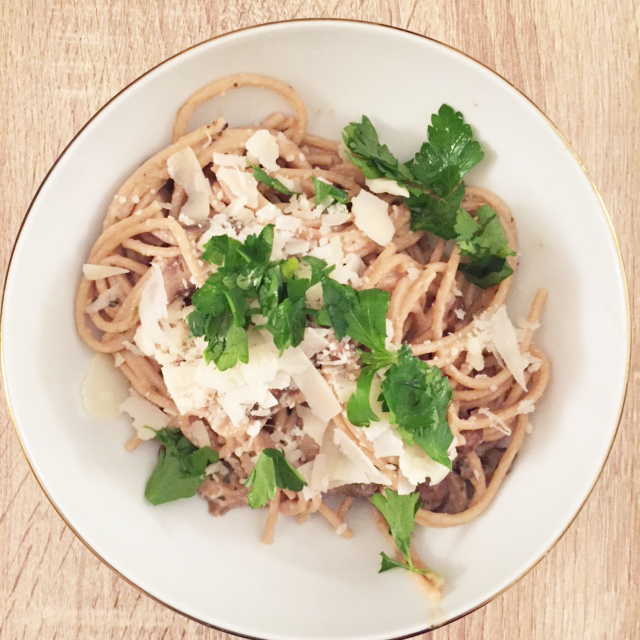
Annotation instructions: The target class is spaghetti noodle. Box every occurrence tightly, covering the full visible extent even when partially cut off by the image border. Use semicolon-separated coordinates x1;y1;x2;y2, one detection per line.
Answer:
76;74;549;598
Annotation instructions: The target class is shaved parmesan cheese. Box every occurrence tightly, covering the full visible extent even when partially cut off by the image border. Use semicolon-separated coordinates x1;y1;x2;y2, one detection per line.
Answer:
167;147;212;222
302;423;392;494
185;419;211;448
362;419;405;458
465;306;529;389
220;196;250;221
308;236;363;286
256;202;281;223
399;443;450;487
135;263;169;353
384;318;397;352
216;166;260;209
81;353;130;418
517;399;536;415
213;152;247;169
279;347;342;421
297;460;322;500
184;337;293;427
487;306;528;390
299;327;331;358
285;194;318;220
219;384;275;426
283;237;311;256
82;264;129;280
245;129;280;171
162;361;212;414
120;389;170;440
297;406;329;445
396;473;417;495
277;175;298;193
305;282;323;310
322;204;351;226
365;177;410;197
477;407;512;435
351;190;395;245
331;428;392;486
87;283;121;312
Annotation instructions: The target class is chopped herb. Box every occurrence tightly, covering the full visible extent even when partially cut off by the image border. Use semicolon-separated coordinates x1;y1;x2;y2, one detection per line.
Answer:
381;344;453;469
245;448;307;509
346;366;380;427
189;226;274;370
341;108;514;288
189;227;332;367
144;428;218;505
454;205;516;288
264;296;308;353
251;165;295;195
321;278;390;354
406;182;465;241
408;104;484;197
342;116;413;183
312;176;349;205
371;489;430;575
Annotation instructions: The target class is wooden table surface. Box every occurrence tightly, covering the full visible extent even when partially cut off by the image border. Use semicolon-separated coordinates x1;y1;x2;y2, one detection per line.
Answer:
1;2;638;639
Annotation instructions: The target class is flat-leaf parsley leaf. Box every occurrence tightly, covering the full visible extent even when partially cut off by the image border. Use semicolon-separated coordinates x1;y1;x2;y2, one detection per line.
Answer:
144;428;218;505
380;344;453;469
245;448;307;509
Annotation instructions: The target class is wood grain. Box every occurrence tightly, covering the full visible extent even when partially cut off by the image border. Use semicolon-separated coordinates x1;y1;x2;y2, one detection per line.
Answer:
1;1;638;639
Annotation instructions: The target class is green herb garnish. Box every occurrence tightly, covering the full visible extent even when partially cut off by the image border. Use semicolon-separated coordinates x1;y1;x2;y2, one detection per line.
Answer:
454;205;515;287
371;489;435;576
342;107;514;288
342;116;413;183
346;366;380;427
189;226;333;366
251;165;295;195
312;176;349;205
381;344;453;469
144;428;218;505
321;278;390;353
245;448;307;509
407;104;484;197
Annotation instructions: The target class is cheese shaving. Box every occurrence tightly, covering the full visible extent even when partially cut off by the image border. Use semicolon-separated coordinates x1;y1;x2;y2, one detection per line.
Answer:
166;146;212;222
82;264;129;280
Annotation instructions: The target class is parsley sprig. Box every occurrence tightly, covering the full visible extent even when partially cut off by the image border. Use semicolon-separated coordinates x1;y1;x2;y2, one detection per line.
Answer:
144;428;218;505
189;225;454;470
371;489;439;577
245;448;307;509
188;226;333;369
342;107;516;287
251;165;296;195
312;176;349;205
321;280;453;469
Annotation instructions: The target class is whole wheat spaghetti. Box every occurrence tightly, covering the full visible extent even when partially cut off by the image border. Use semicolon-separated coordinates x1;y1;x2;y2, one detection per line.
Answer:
76;74;549;599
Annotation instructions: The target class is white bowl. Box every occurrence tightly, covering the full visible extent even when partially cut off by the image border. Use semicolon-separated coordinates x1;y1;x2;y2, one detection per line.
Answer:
1;19;629;640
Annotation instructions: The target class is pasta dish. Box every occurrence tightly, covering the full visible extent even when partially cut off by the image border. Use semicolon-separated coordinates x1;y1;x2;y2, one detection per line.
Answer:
76;73;550;598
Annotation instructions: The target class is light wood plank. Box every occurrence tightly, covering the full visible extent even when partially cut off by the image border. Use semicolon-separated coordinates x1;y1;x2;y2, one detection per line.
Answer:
1;1;637;639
